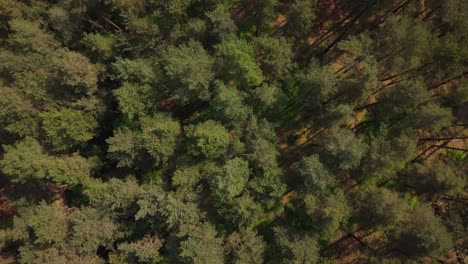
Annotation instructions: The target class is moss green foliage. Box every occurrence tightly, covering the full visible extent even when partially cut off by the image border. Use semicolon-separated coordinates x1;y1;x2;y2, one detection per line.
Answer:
212;157;250;201
162;40;214;104
215;38;264;87
186;120;230;159
107;112;181;167
0;1;465;263
40;108;98;151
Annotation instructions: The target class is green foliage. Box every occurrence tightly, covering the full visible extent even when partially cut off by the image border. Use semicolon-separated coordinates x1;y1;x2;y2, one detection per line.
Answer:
206;4;237;41
106;128;140;168
284;0;316;40
8;19;60;54
408;102;453;133
0;86;39;140
171;165;202;197
223;193;266;228
0;137;96;185
114;82;155;119
111;57;157;84
442;0;468;35
68;207;121;253
338;33;374;57
51;50;99;95
226;229;266;264
359;187;411;230
298;155;334;192
81;33;115;61
215;38;264;87
0;1;465;263
179;223;225;264
11;201;67;245
274;227;321;263
240;0;278;32
40;108;98;151
90;177;144;216
212;157;250;201
325;128;368;170
403;161;464;197
395;205;453;257
362;126;418;181
162;40;214;104
256;36;293;79
252;82;284;111
107;113;181;167
433;33;468;79
117;235;163;263
159;195;204;237
139;113;181;166
186;120;230;159
302;190;352;240
297;62;337;115
210;81;251;127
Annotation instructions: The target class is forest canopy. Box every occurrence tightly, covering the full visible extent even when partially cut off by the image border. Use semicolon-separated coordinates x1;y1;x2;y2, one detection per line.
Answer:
0;0;466;263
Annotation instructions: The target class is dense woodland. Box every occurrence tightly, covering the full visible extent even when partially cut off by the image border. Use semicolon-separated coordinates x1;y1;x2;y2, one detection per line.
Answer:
0;0;466;263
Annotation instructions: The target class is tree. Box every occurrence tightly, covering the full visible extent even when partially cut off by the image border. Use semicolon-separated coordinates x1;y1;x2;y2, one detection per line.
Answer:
297;155;335;192
442;0;468;35
51;50;99;96
139;113;181;166
303;190;352;241
106;128;140;168
161;40;214;104
171;165;202;196
206;4;237;42
179;223;225;264
297;62;337;116
210;81;251;128
81;33;115;61
375;79;431;121
1;1;465;262
90;177;144;217
111;57;157;84
252;83;284;111
68;207;121;254
362;126;418;182
432;33;468;80
395;205;452;257
7;19;60;54
117;235;163;263
215;38;264;88
403;161;464;197
221;193;266;228
247;137;279;171
324;128;368;170
379;16;434;73
226;229;266;264
0;86;39;140
407;103;453;133
274;227;321;264
11;201;67;245
107;113;181;168
284;0;316;40
256;36;293;80
240;0;278;35
339;56;379;104
358;187;411;230
159;195;204;237
40;108;97;151
114;82;155;119
212;157;250;201
186;120;230;159
0;137;96;186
